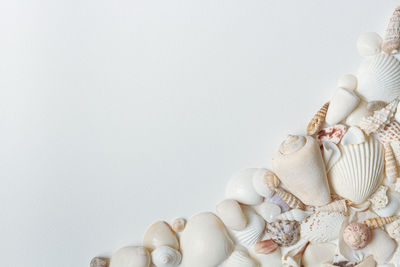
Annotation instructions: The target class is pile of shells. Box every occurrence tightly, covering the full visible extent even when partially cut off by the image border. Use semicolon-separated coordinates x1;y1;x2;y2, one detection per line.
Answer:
90;6;400;267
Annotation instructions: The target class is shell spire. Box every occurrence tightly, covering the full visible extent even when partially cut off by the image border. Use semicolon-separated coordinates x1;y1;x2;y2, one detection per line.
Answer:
383;7;400;54
274;188;305;210
307;102;329;135
363;215;398;229
264;172;280;191
377;120;400;143
315;199;349;213
360;98;399;135
384;143;399;183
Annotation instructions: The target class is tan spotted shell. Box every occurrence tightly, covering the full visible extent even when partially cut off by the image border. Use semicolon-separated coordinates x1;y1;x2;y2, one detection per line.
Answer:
363;215;398;229
307;102;329;135
384;142;399;183
274;188;305;210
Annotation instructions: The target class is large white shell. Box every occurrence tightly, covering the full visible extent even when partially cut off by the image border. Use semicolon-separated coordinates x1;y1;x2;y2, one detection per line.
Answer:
216;199;247;231
231;207;265;247
357;32;383;56
151;246;181;267
357;53;400;102
273;209;312;222
300;212;346;243
328;137;384;204
110;246;151;267
226;169;264;205
180;212;234;267
325;87;360;125
220;248;259;267
143;221;179;252
302;243;336;267
253;201;281;223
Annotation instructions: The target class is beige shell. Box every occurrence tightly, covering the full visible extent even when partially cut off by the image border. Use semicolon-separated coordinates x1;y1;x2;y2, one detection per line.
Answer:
171;218;186;233
143;221;179;251
110;246;151;267
307;102;329;135
360;98;399;135
316;199;349;213
301;212;346;243
90;257;109;267
264;171;280;191
363;215;397;229
378;120;400;143
226;169;264;205
273;209;312;222
386;219;400;240
232;206;266;247
216;199;247;231
302;243;336;267
265;220;300;247
253;201;281;223
342;223;371;250
383;7;400;54
354;256;376;267
369;185;389;210
220;248;259;267
151;246;181;267
357;32;383;56
252;169;279;198
254;239;279;255
385;142;400;183
274;188;305;210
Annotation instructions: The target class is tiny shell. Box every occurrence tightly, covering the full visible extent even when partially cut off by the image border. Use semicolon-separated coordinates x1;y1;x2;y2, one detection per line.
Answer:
252;169;278;198
254;239;279;254
363;216;397;229
302;243;336;267
232;207;266;247
274;188;305;210
338;74;358;91
110;246;150;267
377;120;400;143
151;246;181;267
357;32;383;56
253;201;281;223
264;171;280;191
171;218;186;233
315;199;348;213
216;199;247;231
346;100;372;127
342;223;371;250
341;126;366;145
273;209;312;222
307;102;329;135
220;249;258;267
325;87;360;125
90;257;109;267
143;221;179;251
226;169;264;205
301;212;346;243
384;143;399;183
265;220;300;247
369;185;389;210
317;124;347;144
382;7;400;54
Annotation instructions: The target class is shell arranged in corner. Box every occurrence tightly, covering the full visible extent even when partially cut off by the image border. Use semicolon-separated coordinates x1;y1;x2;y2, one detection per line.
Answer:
383;6;400;54
231;206;266;247
216;199;247;231
110;246;151;267
307;102;329;135
300;211;346;243
252;169;279;198
143;221;179;252
151;246;181;267
220;248;259;267
226;169;264;205
325;87;360;125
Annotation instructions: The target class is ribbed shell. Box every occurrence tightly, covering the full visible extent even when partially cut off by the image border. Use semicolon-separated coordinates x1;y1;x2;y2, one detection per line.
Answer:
384;143;399;183
220;249;259;267
315;199;348;213
307;102;329;135
253;239;279;254
377;120;400;143
360;98;399;135
328;137;384;204
232;207;266;247
274;188;305;210
301;212;346;243
274;209;312;222
363;216;397;229
383;6;400;54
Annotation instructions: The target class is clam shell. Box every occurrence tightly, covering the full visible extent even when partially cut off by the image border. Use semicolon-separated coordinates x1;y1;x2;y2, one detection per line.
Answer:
171;218;186;233
300;212;346;243
273;209;312;222
143;221;179;251
377;120;400;143
216;199;247;231
338;74;358;91
265;220;300;247
226;169;264;205
307;102;329;135
345;100;372;127
328;137;384;204
342;223;371;250
220;248;259;267
317;124;347;144
251;169;278;198
274;188;305;210
254;240;279;255
341;126;365;145
151;246;181;267
362;215;397;229
302;243;336;267
315;199;348;213
383;7;400;54
110;246;151;267
253;201;281;223
357;32;383;56
232;207;265;247
90;257;109;267
325;88;360;125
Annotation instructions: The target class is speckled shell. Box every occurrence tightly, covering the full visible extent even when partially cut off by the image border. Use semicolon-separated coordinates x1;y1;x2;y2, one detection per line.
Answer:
301;212;346;243
254;239;279;255
342;223;371;250
363;215;397;229
315;199;348;213
360;98;399;135
151;246;181;267
265;220;300;247
307;102;329;135
220;249;259;267
378;120;400;143
273;209;312;222
317;124;347;144
274;188;305;210
232;207;266;247
383;7;400;54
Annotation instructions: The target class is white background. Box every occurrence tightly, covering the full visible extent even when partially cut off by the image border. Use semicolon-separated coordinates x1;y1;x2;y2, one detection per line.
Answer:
0;1;398;266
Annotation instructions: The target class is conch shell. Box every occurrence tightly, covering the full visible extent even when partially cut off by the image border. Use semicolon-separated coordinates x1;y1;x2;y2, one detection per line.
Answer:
377;120;400;143
307;102;329;135
362;215;397;229
272;135;331;206
315;199;348;213
274;188;305;210
383;6;400;54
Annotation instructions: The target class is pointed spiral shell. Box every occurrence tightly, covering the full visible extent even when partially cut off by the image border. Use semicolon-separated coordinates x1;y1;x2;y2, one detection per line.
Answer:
360;98;399;135
151;246;181;267
377;120;400;143
274;188;305;210
307;102;329;135
383;6;400;54
384;143;399;183
363;216;398;229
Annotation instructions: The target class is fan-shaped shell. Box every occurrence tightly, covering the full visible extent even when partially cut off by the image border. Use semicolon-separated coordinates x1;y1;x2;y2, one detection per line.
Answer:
273;209;312;222
265;220;300;247
328;137;384;204
226;169;264;205
301;212;346;243
110;246;151;267
220;248;259;267
232;207;265;247
151;246;181;267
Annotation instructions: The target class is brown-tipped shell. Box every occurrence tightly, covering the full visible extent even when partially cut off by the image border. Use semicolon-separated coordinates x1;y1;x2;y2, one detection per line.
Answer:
378;120;400;143
90;257;109;267
383;7;400;54
315;199;348;213
363;215;397;229
254;239;279;254
274;188;305;210
264;172;280;191
384;143;399;183
307;102;329;135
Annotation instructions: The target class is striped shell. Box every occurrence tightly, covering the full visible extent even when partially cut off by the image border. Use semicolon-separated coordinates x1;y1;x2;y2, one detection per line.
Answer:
274;188;305;210
385;142;399;183
363;216;398;229
378;120;400;143
301;212;346;243
360;98;399;135
383;6;400;54
342;223;371;250
265;220;300;247
231;207;265;246
264;172;280;191
273;209;312;222
307;102;329;135
254;239;279;254
315;199;348;213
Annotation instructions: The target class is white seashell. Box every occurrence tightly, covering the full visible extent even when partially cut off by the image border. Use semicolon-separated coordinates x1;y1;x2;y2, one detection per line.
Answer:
151;246;181;267
325;87;360;125
251;169;277;198
322;141;341;172
302;243;336;267
267;193;290;212
357;53;400;103
341;126;366;145
226;169;264;205
357;32;383;56
180;212;234;267
360;98;399;135
143;221;179;252
231;207;265;247
216;199;247;231
349;201;371;212
273;209;312;222
272;135;331;206
363;229;396;264
171;218;186;233
301;212;346;243
248;246;282;267
346;100;372;127
220;248;259;267
382;7;400;54
253;201;281;223
315;199;348;213
374;192;400;217
386;219;400;240
369;185;389;210
354;255;376;267
328;137;384;204
338;74;358;91
110;246;151;267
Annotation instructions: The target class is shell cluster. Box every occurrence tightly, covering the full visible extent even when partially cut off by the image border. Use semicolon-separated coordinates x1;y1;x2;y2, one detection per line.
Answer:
90;7;400;267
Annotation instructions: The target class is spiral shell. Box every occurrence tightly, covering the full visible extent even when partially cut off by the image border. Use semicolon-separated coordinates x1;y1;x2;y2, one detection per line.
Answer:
360;98;399;135
363;216;398;229
307;102;329;135
274;188;305;210
378;120;400;143
171;218;186;233
273;209;312;222
342;223;371;250
265;220;300;247
151;246;181;267
315;199;348;213
264;172;280;191
254;239;279;254
383;7;400;54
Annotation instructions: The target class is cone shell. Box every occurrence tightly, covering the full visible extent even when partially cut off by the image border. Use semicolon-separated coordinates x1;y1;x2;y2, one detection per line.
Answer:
265;220;300;247
273;209;312;222
143;221;179;251
328;137;384;204
220;249;258;267
232;207;266;247
383;7;400;54
315;199;348;213
274;188;305;210
363;216;397;229
307;102;329;135
378;120;400;143
254;240;279;255
151;246;181;267
342;223;371;250
301;212;346;243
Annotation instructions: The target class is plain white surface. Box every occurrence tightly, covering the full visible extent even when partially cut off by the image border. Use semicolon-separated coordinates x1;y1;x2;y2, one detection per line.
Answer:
0;1;398;266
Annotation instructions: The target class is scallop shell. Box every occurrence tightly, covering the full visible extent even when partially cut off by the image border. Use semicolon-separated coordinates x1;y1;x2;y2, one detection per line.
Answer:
317;124;347;144
265;220;300;247
220;249;259;267
300;212;346;243
357;32;383;56
90;257;109;267
386;219;400;240
341;126;365;145
384;143;400;183
253;201;281;223
377;120;400;143
143;221;179;251
369;185;389;210
325;88;360;125
274;188;305;210
328;137;384;204
151;246;181;267
383;7;400;54
273;209;312;222
252;169;278;198
302;243;336;267
254;240;279;255
363;215;397;229
110;246;151;267
342;223;371;250
307;102;329;135
232;207;266;247
226;169;264;205
338;74;358;91
374;192;400;217
171;218;186;233
216;199;247;231
315;199;348;213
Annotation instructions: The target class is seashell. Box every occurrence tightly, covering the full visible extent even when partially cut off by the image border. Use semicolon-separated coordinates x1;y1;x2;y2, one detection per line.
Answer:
357;32;383;56
387;219;400;241
377;120;400;143
346;100;372;127
338;74;358;91
180;212;234;267
272;135;331;206
315;199;348;213
171;218;186;233
302;243;336;267
254;239;279;255
317;124;347;144
301;212;346;243
267;193;290;212
307;102;329;135
216;199;247;231
342;223;371;250
325;87;360;125
265;220;300;247
382;7;400;54
357;53;400;103
151;246;181;267
273;209;312;222
251;169;278;198
369;185;389;210
322;141;341;172
385;142;400;183
110;246;151;267
143;221;179;251
253;201;281;223
395;178;400;192
360;98;399;135
90;257;109;267
363;229;396;264
248;246;282;267
341;126;365;145
396;101;400;121
362;215;398;229
374;192;400;217
220;248;259;267
368;101;388;112
328;137;384;204
274;188;305;210
232;207;265;247
354;255;376;267
226;169;264;205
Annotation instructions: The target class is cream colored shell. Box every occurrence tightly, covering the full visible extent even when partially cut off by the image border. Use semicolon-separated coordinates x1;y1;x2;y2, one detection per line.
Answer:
231;207;265;247
216;199;247;231
226;169;264;205
142;221;179;252
110;246;151;267
300;212;346;243
151;246;181;267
